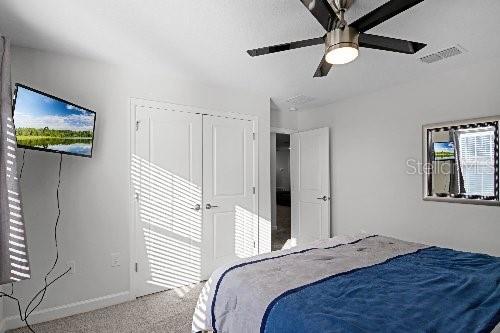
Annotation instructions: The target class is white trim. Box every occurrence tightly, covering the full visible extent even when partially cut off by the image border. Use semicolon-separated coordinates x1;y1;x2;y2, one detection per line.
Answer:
270;127;297;135
129;97;260;298
253;117;261;254
130;98;257;122
4;291;130;331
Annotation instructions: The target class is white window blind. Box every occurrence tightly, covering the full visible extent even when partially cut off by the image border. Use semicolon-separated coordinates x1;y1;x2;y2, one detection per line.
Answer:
458;127;495;196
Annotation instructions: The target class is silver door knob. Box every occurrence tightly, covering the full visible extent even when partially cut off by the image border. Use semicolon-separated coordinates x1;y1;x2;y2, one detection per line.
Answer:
192;204;201;211
206;203;219;210
316;196;329;201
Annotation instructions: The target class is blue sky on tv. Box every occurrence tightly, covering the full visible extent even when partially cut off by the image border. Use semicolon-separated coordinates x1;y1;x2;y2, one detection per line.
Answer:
434;142;454;153
14;86;95;132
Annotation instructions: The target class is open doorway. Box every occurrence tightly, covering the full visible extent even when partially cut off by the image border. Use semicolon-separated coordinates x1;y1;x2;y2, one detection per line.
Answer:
272;133;291;250
271;127;330;251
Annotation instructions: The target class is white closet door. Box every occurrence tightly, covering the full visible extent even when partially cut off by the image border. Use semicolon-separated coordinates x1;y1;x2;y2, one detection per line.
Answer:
133;106;203;297
290;127;330;245
202;115;257;278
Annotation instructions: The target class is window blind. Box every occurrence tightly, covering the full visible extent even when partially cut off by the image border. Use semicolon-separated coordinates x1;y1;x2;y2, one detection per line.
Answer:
458;127;495;196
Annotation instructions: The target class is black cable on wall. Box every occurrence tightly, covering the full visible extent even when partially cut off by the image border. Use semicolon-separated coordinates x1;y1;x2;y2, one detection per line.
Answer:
0;152;71;332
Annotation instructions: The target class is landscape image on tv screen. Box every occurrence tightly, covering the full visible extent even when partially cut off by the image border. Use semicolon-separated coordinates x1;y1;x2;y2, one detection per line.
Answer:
13;85;96;157
433;142;455;161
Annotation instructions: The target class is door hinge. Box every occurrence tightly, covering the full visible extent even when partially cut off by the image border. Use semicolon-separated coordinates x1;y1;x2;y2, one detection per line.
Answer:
135;262;138;272
253;241;256;248
134;192;140;201
252;132;256;140
252;187;256;195
136;120;141;131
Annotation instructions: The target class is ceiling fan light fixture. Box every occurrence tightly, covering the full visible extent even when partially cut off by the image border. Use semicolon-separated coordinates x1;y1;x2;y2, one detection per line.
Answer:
325;43;359;65
324;26;359;65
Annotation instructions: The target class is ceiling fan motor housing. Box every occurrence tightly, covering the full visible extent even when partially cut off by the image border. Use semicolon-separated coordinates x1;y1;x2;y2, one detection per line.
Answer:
325;26;359;54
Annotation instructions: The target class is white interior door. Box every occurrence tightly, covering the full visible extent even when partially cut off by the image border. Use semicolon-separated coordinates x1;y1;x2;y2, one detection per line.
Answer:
290;127;330;245
133;106;203;297
202;115;257;278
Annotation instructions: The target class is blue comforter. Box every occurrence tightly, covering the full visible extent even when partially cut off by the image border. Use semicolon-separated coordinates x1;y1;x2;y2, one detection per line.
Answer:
262;247;500;333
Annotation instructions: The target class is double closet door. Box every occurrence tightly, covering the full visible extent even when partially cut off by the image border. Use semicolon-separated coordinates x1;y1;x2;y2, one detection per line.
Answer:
133;104;257;297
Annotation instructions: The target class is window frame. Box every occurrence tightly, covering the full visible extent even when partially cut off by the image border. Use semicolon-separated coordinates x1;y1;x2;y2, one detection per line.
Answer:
422;116;500;206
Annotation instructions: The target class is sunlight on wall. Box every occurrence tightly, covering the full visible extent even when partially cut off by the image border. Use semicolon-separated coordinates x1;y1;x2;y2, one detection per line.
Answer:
131;154;202;289
5;116;30;282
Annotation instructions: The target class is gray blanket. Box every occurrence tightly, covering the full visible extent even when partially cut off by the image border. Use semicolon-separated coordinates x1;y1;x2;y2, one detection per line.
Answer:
192;234;427;333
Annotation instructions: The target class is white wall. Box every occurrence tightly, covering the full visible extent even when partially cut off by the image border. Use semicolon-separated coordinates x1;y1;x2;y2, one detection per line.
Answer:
270;109;298;130
5;46;271;327
298;57;500;256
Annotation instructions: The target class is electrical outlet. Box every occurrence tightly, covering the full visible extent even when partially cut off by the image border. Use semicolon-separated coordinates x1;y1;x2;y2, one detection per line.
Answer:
111;253;120;267
67;261;75;275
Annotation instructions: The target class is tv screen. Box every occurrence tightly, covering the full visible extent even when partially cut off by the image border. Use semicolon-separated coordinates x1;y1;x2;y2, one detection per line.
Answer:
13;84;96;158
433;142;455;161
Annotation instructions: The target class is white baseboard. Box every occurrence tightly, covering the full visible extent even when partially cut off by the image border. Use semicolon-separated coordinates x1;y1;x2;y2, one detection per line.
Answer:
4;291;130;331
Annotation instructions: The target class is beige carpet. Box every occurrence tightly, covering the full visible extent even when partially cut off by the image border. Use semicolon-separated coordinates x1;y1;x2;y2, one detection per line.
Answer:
9;283;204;333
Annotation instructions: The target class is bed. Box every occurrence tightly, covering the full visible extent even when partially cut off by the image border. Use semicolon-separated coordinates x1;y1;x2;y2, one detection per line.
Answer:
192;234;500;333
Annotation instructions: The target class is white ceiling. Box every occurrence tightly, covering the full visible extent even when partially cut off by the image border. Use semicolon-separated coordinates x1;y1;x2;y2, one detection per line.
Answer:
1;0;500;111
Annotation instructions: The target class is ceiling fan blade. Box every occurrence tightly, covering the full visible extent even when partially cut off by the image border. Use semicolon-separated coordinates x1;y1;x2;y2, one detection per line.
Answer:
350;0;425;33
299;0;339;31
247;36;325;57
314;56;333;77
359;33;426;54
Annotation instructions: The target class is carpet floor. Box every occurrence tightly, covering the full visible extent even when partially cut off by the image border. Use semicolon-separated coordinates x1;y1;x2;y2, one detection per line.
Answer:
272;205;291;251
11;207;290;333
9;283;204;333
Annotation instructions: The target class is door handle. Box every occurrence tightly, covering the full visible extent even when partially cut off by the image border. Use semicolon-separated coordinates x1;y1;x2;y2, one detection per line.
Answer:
316;196;329;201
205;203;219;210
192;204;201;211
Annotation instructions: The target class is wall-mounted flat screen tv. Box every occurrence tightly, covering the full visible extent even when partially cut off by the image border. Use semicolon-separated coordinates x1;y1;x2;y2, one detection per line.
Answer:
433;142;455;161
13;84;96;158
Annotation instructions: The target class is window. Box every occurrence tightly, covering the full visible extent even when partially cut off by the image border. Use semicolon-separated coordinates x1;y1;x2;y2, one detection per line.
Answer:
458;127;495;196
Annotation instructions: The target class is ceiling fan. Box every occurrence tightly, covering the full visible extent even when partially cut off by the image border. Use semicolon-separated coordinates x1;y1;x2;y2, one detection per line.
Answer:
247;0;427;77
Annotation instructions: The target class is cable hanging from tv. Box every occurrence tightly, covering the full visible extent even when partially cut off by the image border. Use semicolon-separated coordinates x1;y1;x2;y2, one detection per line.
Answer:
0;152;71;332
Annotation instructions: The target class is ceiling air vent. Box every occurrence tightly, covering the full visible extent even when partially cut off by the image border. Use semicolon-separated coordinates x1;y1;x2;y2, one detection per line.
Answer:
419;45;466;64
286;95;315;107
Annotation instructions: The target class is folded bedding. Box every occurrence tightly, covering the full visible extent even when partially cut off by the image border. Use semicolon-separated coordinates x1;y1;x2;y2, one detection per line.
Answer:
192;235;500;333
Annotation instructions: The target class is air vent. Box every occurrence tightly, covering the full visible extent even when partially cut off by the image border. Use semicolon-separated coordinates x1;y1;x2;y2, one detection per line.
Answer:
286;95;315;107
420;45;466;64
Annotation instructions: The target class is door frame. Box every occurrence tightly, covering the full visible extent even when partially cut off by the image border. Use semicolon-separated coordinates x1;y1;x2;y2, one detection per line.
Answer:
129;98;259;299
270;127;297;135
